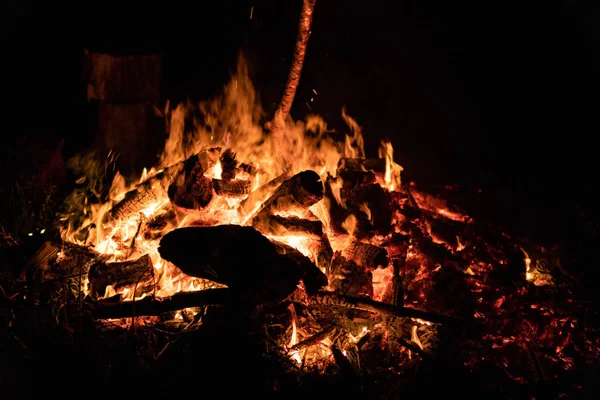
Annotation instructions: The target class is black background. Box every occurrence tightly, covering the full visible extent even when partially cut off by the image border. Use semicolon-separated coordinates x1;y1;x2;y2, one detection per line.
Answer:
1;1;598;245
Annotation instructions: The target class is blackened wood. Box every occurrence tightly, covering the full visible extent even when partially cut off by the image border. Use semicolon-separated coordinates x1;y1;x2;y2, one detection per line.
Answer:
158;225;324;303
86;288;231;319
212;179;252;197
253;170;323;220
342;239;389;269
253;214;323;239
169;161;213;210
307;235;334;273
271;241;328;294
219;149;238;180
307;292;462;325
328;252;373;298
106;174;168;225
237;172;291;220
289;327;336;352
88;254;154;299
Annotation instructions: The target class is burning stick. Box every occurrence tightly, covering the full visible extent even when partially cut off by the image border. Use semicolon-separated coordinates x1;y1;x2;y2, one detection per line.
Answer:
88;254;155;300
342;239;389;269
253;214;323;239
337;158;386;174
85;288;231;319
252;170;323;220
306;292;462;326
269;0;318;132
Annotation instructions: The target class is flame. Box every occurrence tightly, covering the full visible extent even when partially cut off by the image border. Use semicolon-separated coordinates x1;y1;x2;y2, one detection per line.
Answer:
60;55;404;304
378;140;402;192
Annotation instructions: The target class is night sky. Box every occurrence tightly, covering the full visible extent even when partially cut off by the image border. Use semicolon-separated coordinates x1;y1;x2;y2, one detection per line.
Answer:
1;1;598;244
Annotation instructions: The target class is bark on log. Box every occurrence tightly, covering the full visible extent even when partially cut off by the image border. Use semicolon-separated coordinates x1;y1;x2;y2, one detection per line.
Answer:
88;254;154;300
86;288;231;319
212;179;252;197
342;239;389;269
252;214;323;239
106;174;168;225
253;170;323;220
158;225;326;303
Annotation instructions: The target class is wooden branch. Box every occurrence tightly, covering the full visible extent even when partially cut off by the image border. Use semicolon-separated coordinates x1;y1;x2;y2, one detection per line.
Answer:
86;288;231;319
270;0;318;131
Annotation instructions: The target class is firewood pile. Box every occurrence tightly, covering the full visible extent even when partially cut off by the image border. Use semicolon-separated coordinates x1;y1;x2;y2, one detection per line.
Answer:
1;63;598;398
3;137;597;398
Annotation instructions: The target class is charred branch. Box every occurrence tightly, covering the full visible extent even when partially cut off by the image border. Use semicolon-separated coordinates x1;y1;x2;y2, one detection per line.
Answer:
86;288;231;319
337;158;386;174
88;254;154;300
307;292;462;326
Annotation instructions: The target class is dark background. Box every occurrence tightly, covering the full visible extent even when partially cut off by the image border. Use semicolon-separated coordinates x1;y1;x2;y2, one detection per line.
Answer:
1;1;598;247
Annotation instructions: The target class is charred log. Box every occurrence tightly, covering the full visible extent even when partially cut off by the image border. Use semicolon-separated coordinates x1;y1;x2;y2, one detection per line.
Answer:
307;235;334;273
88;254;154;300
219;149;238;180
168;160;213;209
341;239;389;269
212;179;252;197
253;170;323;219
272;241;328;294
106;175;168;225
237;172;291;220
253;214;323;239
158;225;326;303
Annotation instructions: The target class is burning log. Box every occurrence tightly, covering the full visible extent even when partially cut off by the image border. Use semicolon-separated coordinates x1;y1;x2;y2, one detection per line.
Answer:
272;241;328;294
86;288;231;319
253;170;323;219
158;225;327;303
211;179;252;197
252;214;323;239
341;239;388;269
237;172;291;220
307;235;334;273
88;254;154;300
106;175;168;225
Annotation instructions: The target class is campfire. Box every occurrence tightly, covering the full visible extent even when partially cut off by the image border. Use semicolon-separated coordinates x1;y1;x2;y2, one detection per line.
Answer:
2;2;598;398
